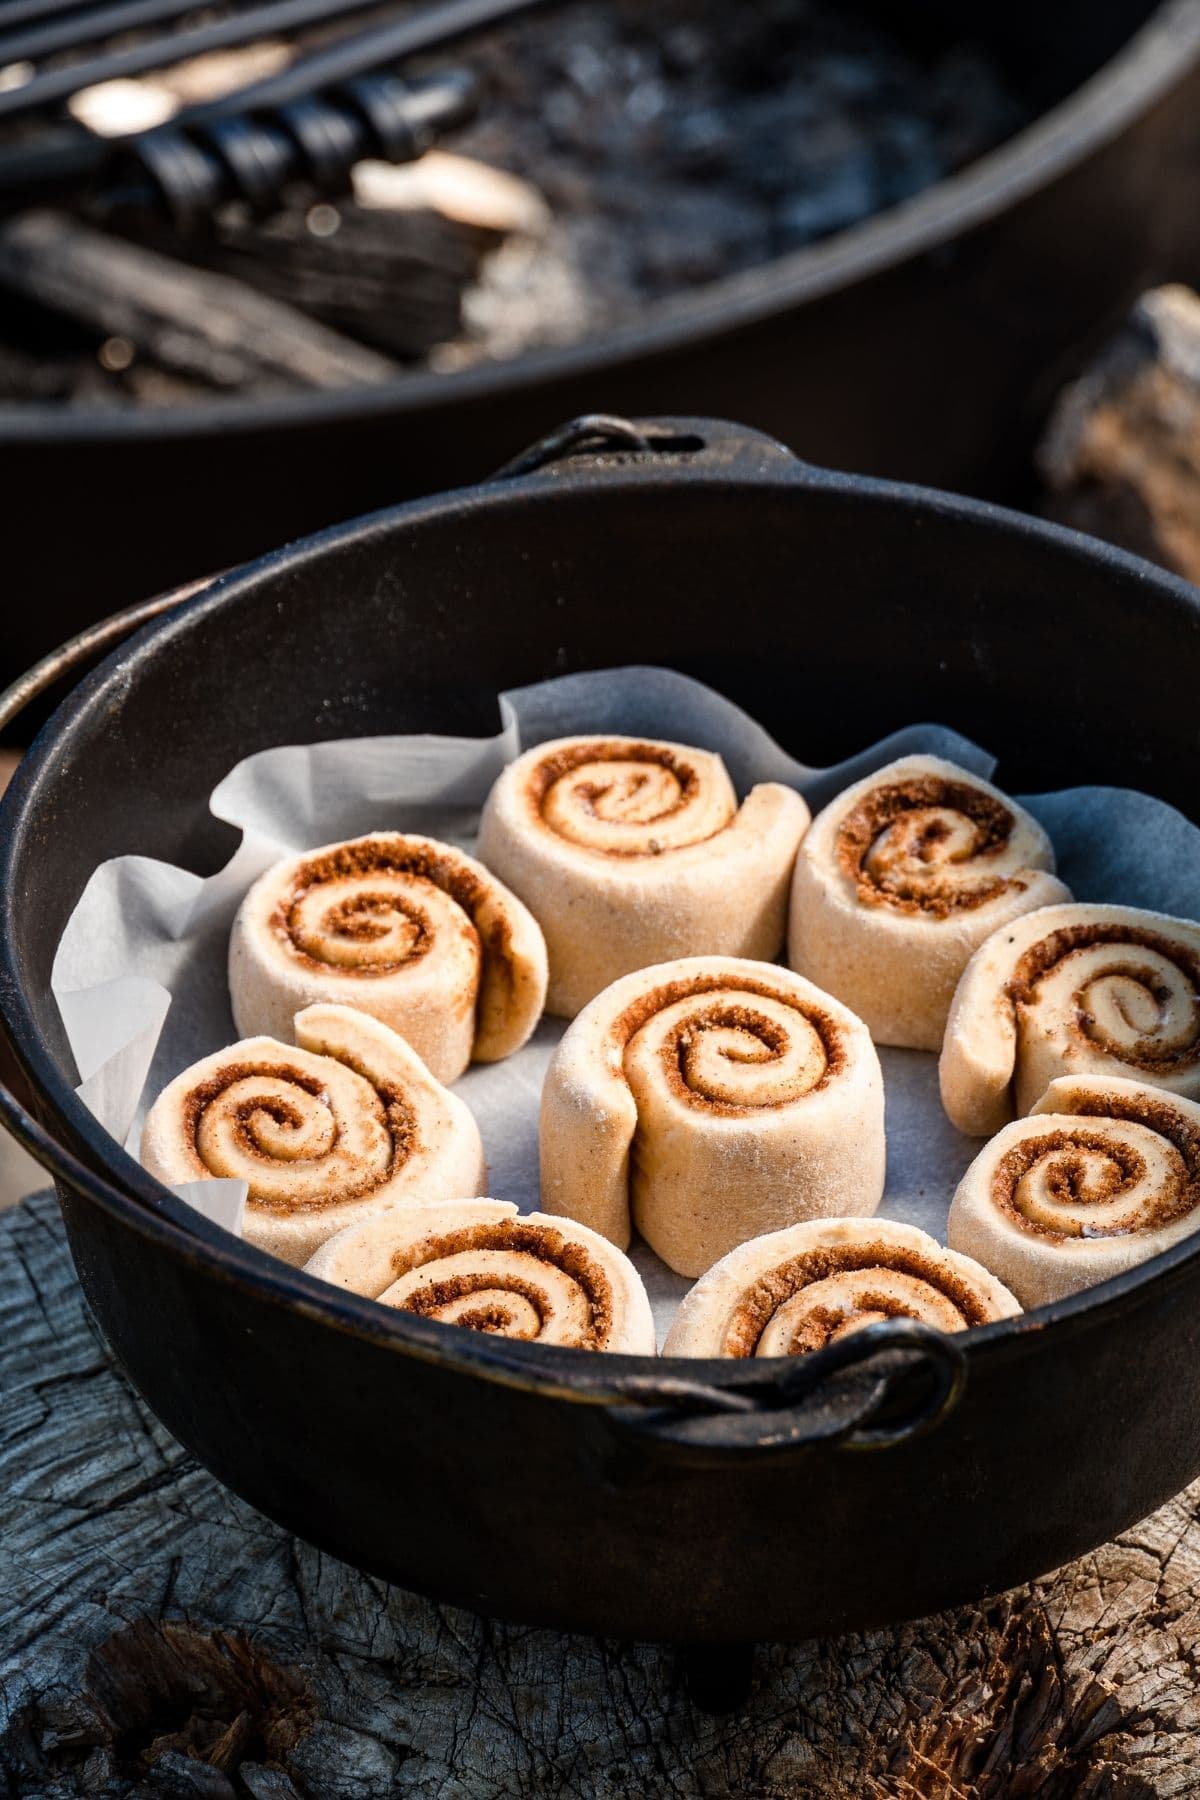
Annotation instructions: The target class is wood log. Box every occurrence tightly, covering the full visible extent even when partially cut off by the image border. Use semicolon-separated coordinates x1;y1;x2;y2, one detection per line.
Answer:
171;202;482;361
1039;284;1200;583
0;1192;1197;1795
0;211;399;393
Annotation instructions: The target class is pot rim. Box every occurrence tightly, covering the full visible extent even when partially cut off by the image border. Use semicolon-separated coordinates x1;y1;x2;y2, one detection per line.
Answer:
3;450;1200;1405
0;0;1197;446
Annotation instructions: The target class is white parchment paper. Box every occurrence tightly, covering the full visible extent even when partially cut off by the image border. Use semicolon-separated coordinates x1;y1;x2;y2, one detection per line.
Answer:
51;667;1200;1344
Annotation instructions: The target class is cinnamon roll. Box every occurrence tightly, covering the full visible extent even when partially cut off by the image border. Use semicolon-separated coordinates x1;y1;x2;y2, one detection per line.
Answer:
229;832;548;1085
663;1218;1019;1357
304;1197;656;1354
788;755;1070;1050
539;956;885;1277
940;903;1200;1136
477;735;809;1017
947;1075;1200;1306
141;1003;487;1266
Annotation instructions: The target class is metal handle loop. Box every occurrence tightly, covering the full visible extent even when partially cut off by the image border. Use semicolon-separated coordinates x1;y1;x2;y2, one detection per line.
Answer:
490;411;812;486
491;414;661;478
836;1322;968;1450
0;584;205;737
0;583;209;1205
598;1322;967;1461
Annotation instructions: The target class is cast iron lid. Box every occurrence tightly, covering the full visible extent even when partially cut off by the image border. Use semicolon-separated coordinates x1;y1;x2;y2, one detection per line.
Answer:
2;448;1199;1450
0;0;1198;446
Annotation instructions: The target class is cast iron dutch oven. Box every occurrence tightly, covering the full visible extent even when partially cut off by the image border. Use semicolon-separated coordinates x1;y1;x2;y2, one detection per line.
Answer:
3;0;1200;667
1;416;1199;1646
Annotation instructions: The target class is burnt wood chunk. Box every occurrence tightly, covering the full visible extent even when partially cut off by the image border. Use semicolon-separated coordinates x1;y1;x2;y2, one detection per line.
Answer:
161;202;487;362
0;211;400;393
1039;284;1200;583
0;1190;1193;1796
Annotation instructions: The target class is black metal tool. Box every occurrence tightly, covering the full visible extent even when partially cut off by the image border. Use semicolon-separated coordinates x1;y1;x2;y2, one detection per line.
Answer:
0;66;480;218
0;0;555;123
0;0;1195;624
0;0;557;224
100;66;478;227
188;0;553;120
0;0;110;28
0;0;308;71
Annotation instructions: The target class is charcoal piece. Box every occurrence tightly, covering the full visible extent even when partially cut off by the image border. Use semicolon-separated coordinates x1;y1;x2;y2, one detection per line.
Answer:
171;203;485;360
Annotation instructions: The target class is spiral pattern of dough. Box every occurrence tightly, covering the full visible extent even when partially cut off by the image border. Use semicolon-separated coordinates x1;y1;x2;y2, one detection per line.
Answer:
788;755;1070;1050
948;1074;1200;1305
141;1004;487;1265
303;1198;656;1353
540;956;885;1276
478;736;810;1017
228;832;548;1084
940;904;1200;1136
664;1218;1019;1356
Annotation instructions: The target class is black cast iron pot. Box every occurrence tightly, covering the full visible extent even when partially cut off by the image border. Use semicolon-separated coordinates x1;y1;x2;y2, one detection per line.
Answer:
2;0;1200;675
1;416;1199;1647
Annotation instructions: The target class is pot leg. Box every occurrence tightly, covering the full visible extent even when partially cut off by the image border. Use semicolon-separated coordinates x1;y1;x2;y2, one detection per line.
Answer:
680;1642;756;1713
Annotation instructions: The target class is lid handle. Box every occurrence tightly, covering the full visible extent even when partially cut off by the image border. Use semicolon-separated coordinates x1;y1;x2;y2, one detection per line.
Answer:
491;411;807;482
599;1321;968;1463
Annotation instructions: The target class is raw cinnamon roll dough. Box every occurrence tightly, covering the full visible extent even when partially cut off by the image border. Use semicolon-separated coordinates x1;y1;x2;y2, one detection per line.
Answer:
947;1075;1200;1306
305;1197;656;1354
540;955;885;1277
477;735;809;1017
141;1003;487;1266
940;903;1200;1136
663;1217;1019;1357
788;755;1070;1050
229;832;547;1084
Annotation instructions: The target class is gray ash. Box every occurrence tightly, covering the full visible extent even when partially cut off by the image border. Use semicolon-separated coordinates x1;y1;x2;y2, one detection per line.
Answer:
441;0;1029;363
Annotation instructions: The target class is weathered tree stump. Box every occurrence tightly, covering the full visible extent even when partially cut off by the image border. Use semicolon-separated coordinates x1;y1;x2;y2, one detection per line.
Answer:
1039;284;1200;584
1;1193;1198;1798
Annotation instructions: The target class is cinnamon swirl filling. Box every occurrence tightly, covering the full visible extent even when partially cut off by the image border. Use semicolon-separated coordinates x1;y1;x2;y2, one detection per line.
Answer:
540;956;885;1277
142;1003;488;1267
790;754;1068;1053
302;1199;657;1354
941;905;1200;1138
722;1242;996;1358
381;1220;615;1348
989;1091;1200;1242
273;840;488;976
1009;923;1200;1076
183;1057;416;1215
836;775;1019;916
947;1074;1200;1305
662;1219;1020;1358
527;740;730;856
613;973;845;1112
229;831;548;1085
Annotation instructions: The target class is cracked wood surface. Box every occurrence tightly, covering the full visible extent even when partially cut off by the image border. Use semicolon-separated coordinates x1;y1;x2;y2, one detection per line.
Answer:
1;1193;1198;1799
1039;284;1200;583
